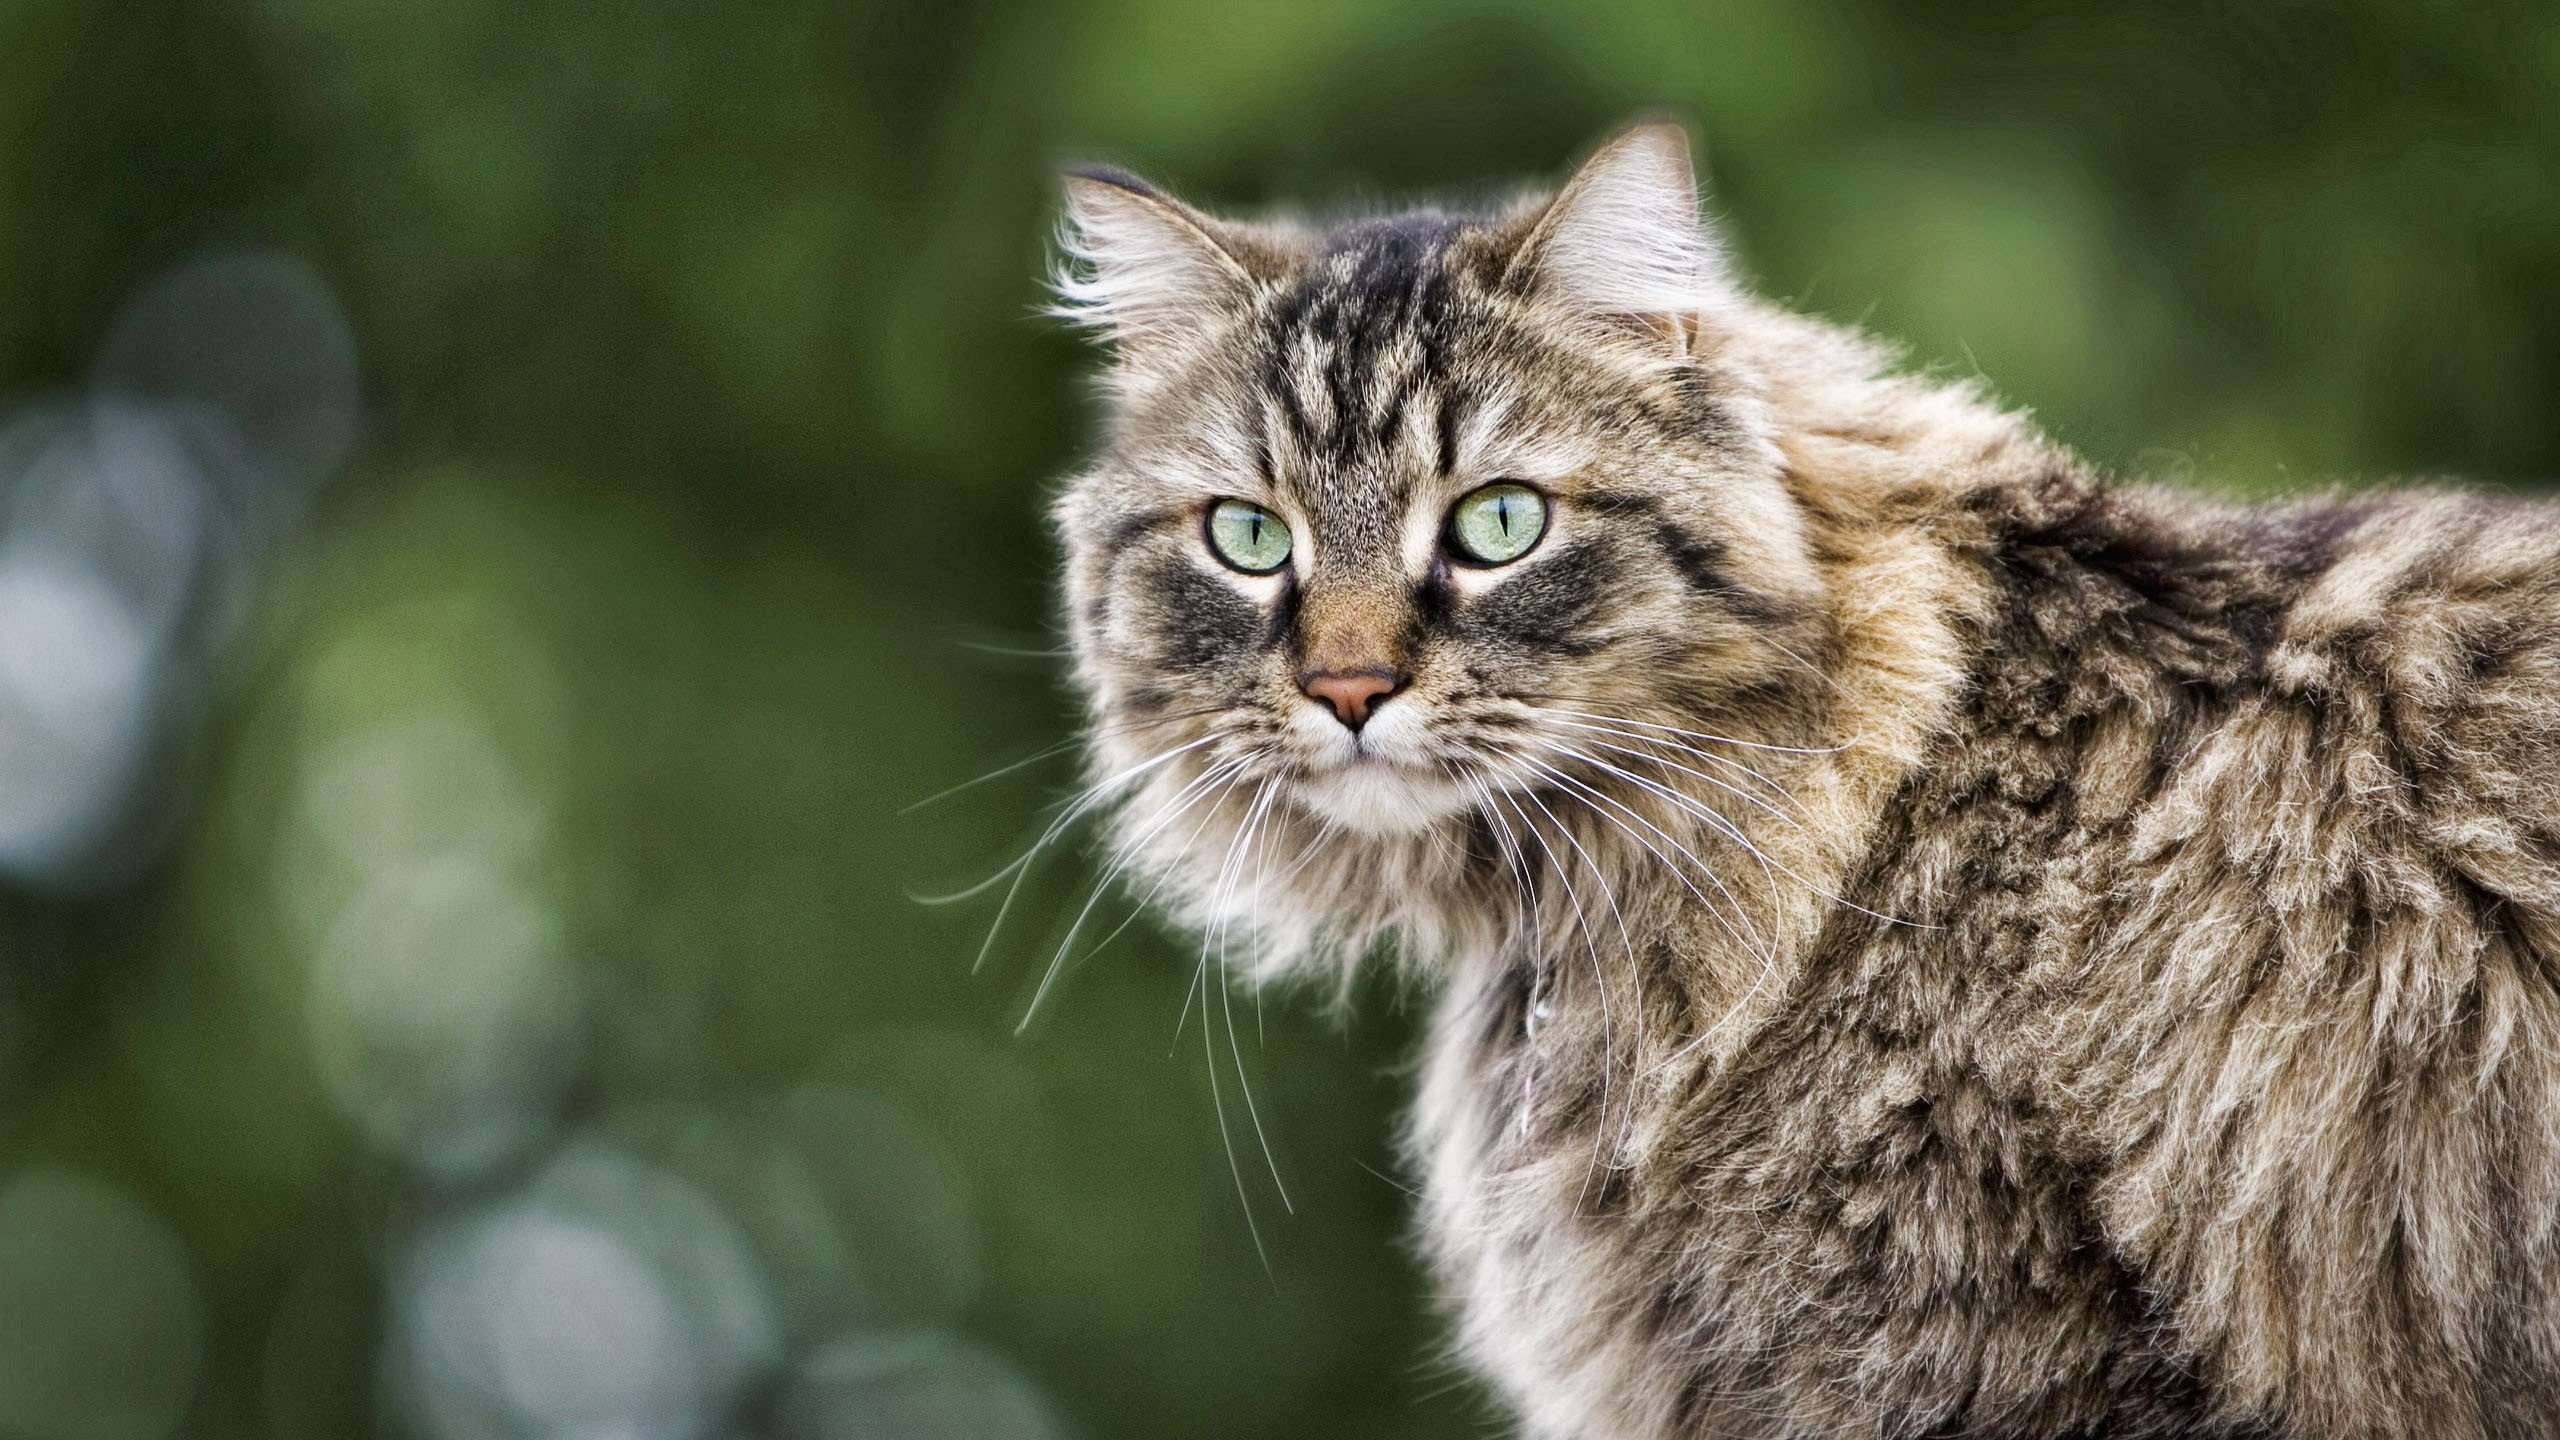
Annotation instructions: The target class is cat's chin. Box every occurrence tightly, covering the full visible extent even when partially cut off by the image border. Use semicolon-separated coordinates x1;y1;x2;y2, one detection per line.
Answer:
1290;761;1475;836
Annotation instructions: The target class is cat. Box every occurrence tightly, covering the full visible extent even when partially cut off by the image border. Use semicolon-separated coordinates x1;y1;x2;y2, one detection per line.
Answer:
1045;118;2560;1439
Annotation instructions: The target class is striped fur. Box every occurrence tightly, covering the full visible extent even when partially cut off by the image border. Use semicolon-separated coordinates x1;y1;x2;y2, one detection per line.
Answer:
1048;122;2560;1438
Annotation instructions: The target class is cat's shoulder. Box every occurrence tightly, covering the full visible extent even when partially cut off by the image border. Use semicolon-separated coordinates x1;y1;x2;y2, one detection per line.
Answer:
2257;485;2560;702
2232;486;2560;871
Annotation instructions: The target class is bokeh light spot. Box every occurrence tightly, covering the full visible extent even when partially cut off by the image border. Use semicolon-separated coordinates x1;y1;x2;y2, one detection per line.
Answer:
305;853;583;1176
776;1332;1063;1440
0;1168;204;1440
395;1144;778;1440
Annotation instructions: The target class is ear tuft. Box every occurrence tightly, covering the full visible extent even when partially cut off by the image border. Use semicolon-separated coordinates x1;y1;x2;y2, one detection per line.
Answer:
1508;120;1726;340
1052;166;1260;354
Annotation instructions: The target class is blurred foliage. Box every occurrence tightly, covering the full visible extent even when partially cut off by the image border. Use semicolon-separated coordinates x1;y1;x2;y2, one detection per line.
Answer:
0;1;2554;1437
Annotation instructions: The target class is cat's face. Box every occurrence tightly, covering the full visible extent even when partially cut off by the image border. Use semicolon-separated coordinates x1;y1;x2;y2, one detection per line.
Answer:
1054;125;1823;842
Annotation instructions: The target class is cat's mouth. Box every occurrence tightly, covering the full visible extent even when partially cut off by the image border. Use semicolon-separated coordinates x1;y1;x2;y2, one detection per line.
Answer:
1294;726;1439;781
1282;707;1476;834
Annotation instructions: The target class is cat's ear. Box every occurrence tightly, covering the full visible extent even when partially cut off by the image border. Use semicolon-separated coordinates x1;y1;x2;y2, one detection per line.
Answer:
1052;166;1271;361
1505;119;1727;355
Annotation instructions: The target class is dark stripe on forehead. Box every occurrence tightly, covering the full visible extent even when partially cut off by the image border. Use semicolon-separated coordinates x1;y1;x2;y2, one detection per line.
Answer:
1369;361;1435;457
1262;212;1461;463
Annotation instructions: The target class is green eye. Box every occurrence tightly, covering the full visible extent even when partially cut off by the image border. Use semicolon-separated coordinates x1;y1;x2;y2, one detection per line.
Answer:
1205;499;1293;574
1448;483;1548;565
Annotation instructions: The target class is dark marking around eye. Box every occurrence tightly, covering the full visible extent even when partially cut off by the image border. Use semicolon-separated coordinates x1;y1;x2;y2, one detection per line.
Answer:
1415;556;1456;629
1132;553;1267;669
1650;520;1798;626
1088;504;1198;639
1266;570;1302;651
1466;536;1619;656
1650;521;1740;599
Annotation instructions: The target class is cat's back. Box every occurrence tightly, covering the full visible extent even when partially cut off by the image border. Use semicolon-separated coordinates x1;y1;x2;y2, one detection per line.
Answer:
1417;473;2560;1440
2075;479;2560;922
1922;472;2560;1437
2258;485;2560;852
1961;470;2560;849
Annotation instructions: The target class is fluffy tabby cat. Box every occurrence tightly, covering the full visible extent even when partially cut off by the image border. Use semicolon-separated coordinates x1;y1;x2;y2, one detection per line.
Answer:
1046;120;2560;1438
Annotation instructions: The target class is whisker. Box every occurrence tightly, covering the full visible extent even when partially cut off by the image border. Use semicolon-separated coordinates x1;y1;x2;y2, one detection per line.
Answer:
954;638;1074;660
1497;784;1632;1206
1530;749;1780;941
913;729;1224;910
1171;763;1271;1045
1758;634;1841;692
901;705;1226;817
1204;998;1275;1281
1509;785;1635;979
1524;754;1775;971
1562;730;1814;835
1553;742;1931;932
1019;752;1250;1029
1197;777;1281;1278
1251;820;1328;1047
1218;782;1294;1212
1461;772;1540;943
1076;766;1269;1000
899;738;1086;817
1539;716;1812;821
929;732;1229;990
1532;703;1851;756
1509;772;1799;1103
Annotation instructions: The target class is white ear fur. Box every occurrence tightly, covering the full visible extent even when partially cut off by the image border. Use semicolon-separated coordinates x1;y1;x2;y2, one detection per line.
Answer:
1051;168;1258;354
1509;121;1726;342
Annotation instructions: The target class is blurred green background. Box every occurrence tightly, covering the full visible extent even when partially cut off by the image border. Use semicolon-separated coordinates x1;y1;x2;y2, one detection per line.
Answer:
0;2;2552;1437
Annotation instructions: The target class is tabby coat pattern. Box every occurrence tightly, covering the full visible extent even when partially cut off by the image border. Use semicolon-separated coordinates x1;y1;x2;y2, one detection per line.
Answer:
1048;122;2560;1438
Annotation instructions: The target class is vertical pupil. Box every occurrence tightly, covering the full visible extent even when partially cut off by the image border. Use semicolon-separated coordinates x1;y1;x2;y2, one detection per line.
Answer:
1249;512;1262;546
1495;496;1511;536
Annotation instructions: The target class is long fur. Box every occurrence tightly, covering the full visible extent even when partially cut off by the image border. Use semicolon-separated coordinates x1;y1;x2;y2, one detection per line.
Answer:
1046;121;2560;1438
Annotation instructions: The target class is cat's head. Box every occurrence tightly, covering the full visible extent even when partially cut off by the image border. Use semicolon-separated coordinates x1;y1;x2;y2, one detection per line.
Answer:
1051;122;1827;869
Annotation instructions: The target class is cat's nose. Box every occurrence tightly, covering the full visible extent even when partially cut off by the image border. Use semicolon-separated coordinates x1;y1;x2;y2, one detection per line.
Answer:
1300;668;1405;731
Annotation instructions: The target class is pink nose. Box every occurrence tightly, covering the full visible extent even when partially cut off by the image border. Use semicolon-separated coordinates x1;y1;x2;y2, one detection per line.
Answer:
1300;668;1403;731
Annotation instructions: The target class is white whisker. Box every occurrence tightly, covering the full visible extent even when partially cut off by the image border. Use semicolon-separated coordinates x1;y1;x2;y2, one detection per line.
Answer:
1535;703;1851;756
923;730;1225;980
899;707;1223;817
1497;783;1634;1207
1524;752;1775;966
1536;737;1781;942
1218;782;1294;1212
1197;777;1282;1277
1552;740;1931;932
1541;717;1814;824
1462;773;1541;943
1021;751;1249;1030
1203;778;1290;1194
